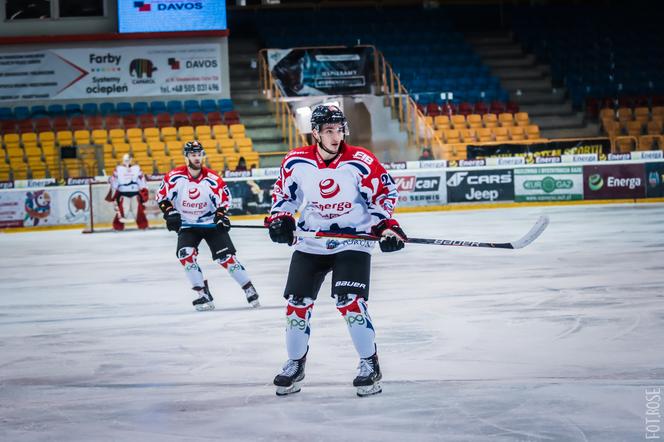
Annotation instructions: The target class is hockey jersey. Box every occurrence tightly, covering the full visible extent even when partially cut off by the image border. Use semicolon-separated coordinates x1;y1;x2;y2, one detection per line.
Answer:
110;164;146;195
156;165;231;226
271;143;399;255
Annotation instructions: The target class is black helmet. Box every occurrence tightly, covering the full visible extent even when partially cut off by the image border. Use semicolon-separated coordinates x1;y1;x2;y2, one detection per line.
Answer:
310;104;347;132
183;140;204;156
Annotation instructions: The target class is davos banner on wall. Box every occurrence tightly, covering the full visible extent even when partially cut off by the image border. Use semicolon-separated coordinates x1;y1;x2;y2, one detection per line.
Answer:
117;0;227;33
267;47;373;97
0;44;221;102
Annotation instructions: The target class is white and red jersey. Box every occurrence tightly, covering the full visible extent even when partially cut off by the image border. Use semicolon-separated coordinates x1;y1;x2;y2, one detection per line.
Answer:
271;143;399;255
110;164;146;194
156;165;231;226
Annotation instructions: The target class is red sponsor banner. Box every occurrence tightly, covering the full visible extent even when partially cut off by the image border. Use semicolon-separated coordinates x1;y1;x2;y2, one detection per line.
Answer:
394;175;415;192
583;164;646;199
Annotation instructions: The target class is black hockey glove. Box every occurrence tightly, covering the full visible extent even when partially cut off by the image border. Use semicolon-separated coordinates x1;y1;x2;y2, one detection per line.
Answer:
371;219;407;252
159;200;182;232
264;212;296;245
214;208;231;232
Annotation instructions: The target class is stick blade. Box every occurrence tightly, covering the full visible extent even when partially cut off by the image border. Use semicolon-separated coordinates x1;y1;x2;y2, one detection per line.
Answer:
510;215;549;249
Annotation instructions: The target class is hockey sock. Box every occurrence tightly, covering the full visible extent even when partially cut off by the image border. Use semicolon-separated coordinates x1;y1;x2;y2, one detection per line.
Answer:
178;247;205;288
336;295;376;359
216;254;251;287
285;296;314;360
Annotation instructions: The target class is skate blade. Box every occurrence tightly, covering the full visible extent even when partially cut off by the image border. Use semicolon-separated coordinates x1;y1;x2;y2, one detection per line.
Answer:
248;299;261;308
194;302;215;311
356;382;382;397
276;382;301;396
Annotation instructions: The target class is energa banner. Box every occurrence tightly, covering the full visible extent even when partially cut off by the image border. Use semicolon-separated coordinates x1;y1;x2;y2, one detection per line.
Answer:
0;44;221;101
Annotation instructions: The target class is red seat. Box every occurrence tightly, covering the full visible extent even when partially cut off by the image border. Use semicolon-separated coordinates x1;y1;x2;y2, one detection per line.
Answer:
223;111;240;124
70;115;86;131
473;101;489;115
489;101;506;115
52;116;69;131
425;103;440;116
105;115;123;130
585;97;599;119
190;112;207;126
17;120;34;133
1;120;17;134
173;113;191;127
87;115;104;130
123;114;139;129
207;111;223;125
458;102;473;116
441;103;457;115
155;113;172;128
506;101;519;114
34;118;52;132
138;114;155;128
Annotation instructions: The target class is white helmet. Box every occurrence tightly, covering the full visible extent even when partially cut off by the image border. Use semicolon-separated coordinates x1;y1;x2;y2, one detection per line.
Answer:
122;153;132;166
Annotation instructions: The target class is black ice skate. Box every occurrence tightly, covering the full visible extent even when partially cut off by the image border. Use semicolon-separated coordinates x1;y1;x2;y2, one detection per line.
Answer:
274;352;306;396
242;282;260;308
192;280;215;311
353;352;382;397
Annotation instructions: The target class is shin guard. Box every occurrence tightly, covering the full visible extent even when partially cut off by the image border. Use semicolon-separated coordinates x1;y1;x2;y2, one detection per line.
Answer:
285;296;314;360
336;295;376;359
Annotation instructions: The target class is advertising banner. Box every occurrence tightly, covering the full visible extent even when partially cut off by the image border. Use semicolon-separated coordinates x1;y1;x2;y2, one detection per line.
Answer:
583;164;646;200
118;0;227;33
645;162;664;198
446;169;514;203
514;166;584;202
0;44;221;102
467;139;612;160
391;170;447;206
267;47;373;97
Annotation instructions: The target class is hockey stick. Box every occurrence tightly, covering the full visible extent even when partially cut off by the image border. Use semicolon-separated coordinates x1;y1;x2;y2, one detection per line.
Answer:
232;215;549;250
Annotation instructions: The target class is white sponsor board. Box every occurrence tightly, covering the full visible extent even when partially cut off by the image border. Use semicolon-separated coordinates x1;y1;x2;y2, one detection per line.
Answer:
0;44;221;101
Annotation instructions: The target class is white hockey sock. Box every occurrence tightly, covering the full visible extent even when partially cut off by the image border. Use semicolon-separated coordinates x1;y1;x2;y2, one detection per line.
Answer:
285;296;314;360
216;254;251;287
336;295;376;359
178;247;205;288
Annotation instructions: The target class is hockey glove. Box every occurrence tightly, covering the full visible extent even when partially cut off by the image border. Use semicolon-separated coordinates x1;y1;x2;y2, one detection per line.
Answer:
159;200;182;232
371;219;407;252
264;212;296;245
105;188;117;203
138;188;149;204
214;208;231;232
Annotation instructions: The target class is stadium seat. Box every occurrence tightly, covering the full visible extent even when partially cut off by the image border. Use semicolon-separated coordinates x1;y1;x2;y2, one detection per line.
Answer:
155;113;172;128
47;104;64;115
126;128;143;144
494;127;509;142
178;126;194;141
201;99;217;113
195;125;212;139
647;120;662;135
515;112;530;127
213;124;229;139
166;100;183;113
53;116;69;131
116;102;132;116
218;99;234;112
105;116;122;130
172;113;191;127
56;130;73;146
70;115;86;131
100;102;115;116
134;102;149;115
144;128;161;143
443;129;461;144
626;120;643;137
477;127;493;142
109;129;125;144
434;115;451;130
74;130;91;145
123;114;139;129
526;125;541;140
229;124;246;138
184;100;201;113
190;112;207;127
139;114;155;128
482;113;498;128
224;111;240;125
466;114;483;129
161;127;178;142
207;112;223;126
91;129;108;145
88;115;105;130
498;113;515;127
82;103;99;115
450;115;466;129
639;135;662;151
150;101;167;114
510;126;525;141
65;104;82;115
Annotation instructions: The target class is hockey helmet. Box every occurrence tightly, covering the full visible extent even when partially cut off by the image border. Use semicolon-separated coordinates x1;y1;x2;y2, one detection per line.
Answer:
183;140;205;156
122;153;132;165
310;104;348;133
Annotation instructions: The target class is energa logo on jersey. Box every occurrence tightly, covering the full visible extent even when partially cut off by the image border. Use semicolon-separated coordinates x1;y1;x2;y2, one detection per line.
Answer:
188;187;201;199
319;178;340;198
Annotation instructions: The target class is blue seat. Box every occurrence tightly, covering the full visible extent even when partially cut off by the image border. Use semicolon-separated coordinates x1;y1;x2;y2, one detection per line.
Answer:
47;104;64;115
184;100;200;112
218;99;234;112
100;102;116;115
82;103;99;115
133;102;149;115
0;107;12;120
201;99;217;113
30;105;47;117
14;106;30;120
150;101;166;114
166;100;183;113
116;102;132;116
65;103;82;115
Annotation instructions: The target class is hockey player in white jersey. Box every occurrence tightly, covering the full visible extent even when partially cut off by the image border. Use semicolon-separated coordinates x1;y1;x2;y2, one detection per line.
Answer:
265;105;406;397
106;153;149;231
156;141;260;311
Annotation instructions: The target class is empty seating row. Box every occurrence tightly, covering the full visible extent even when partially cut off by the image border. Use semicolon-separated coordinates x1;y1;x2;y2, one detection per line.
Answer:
434;125;542;144
427;112;531;130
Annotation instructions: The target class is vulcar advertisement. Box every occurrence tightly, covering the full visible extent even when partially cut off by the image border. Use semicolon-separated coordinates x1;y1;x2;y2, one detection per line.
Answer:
514;166;584;202
583;164;646;200
391;171;447;207
446;169;514;203
0;44;221;101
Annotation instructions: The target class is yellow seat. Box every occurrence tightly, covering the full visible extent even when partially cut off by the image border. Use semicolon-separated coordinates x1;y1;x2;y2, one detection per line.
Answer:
212;124;229;139
498;113;515;127
195;125;212;139
144;128;160;142
166;141;182;156
477;127;493;142
24;146;43;161
443;129;461;144
235;137;253;151
218;138;236;153
482;113;498;128
6;146;25;160
131;142;149;156
526;125;541;140
108;128;125;144
148;141;167;157
647;120;662;135
626;121;643;137
599;108;615;121
178;126;195;141
113;142;131;158
91;129;108;145
434;115;451;130
200;139;219;152
161;127;178;142
510;126;525;141
634;107;650;125
450;115;466;130
466;114;483;129
616;107;633;124
126;128;143;144
615;136;636;153
21;132;39;148
74;130;91;145
229;124;246;138
515;112;530;127
459;129;476;143
3;133;20;148
493;127;509;142
639;135;662;151
56;131;73;146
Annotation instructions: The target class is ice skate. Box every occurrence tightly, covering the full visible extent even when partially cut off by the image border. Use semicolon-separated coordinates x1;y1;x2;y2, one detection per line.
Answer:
192;280;215;311
274;353;306;396
353;353;382;397
242;282;260;308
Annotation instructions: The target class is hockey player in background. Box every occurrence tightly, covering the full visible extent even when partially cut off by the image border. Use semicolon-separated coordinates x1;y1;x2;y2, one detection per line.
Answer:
156;141;260;311
265;105;406;397
106;153;149;231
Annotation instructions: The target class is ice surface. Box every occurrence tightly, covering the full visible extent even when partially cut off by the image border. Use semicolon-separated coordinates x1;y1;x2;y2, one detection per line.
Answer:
1;204;663;441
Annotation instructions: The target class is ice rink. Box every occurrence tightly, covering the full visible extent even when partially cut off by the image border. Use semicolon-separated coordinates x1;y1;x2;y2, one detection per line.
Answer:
1;203;663;441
